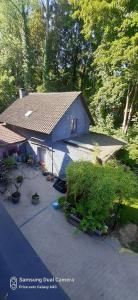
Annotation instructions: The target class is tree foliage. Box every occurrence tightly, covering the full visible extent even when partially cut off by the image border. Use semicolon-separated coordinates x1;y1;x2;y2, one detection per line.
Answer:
64;160;137;231
0;0;137;145
71;0;138;134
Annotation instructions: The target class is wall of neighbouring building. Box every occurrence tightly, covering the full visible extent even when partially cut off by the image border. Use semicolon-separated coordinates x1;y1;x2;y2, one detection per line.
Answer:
0;146;7;159
0;144;20;159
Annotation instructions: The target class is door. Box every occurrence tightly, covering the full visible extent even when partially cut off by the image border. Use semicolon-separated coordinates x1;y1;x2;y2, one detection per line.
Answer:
37;147;46;163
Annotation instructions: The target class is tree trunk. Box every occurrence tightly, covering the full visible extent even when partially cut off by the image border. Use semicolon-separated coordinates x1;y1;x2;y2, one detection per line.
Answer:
9;0;32;90
122;94;129;132
72;48;79;90
43;0;50;89
21;4;32;90
122;84;134;134
124;84;138;134
80;66;86;90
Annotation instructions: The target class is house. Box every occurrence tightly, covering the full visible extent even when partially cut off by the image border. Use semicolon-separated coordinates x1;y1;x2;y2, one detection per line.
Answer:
0;124;26;159
0;90;125;177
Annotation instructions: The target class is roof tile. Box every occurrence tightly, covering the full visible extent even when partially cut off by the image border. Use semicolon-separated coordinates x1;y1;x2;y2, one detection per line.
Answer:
0;125;26;145
0;92;82;134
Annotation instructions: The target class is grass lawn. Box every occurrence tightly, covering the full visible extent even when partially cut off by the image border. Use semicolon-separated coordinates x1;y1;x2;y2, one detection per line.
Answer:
120;199;138;225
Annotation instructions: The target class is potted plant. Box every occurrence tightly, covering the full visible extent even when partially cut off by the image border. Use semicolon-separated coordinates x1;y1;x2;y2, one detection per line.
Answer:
3;156;16;169
34;160;39;169
61;161;137;237
31;193;40;205
16;175;23;183
42;170;49;176
46;173;55;182
11;184;21;204
11;175;24;204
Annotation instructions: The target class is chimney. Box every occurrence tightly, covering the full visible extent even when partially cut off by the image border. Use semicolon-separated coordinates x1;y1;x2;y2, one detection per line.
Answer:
19;88;27;99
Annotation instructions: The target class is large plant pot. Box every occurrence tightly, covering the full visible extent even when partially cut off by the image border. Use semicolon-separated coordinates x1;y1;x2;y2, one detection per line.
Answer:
11;192;21;204
67;214;107;236
31;194;40;205
67;214;93;236
46;174;55;182
42;171;50;176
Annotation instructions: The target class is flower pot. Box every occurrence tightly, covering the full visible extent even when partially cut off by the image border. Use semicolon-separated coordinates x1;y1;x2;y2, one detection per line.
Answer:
67;214;94;235
42;171;50;176
11;192;21;204
46;174;54;182
31;194;40;205
67;214;81;227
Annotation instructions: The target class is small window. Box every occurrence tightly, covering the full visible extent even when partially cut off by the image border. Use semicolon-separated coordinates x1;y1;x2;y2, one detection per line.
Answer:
71;118;78;134
25;110;33;117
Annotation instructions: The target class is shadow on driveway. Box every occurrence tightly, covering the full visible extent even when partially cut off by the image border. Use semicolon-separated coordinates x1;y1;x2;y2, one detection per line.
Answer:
0;202;69;300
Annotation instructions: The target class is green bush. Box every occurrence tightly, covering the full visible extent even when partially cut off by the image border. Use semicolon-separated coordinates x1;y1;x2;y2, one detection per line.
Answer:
58;196;66;206
129;241;138;253
116;148;137;169
120;203;138;225
64;161;137;232
3;156;16;168
16;176;23;183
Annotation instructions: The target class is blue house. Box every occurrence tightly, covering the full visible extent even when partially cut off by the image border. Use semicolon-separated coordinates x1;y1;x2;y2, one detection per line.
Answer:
0;90;125;177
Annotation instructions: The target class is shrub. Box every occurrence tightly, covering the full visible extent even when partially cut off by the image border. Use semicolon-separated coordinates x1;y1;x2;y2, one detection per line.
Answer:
3;156;16;168
64;161;137;232
16;176;23;183
58;196;66;208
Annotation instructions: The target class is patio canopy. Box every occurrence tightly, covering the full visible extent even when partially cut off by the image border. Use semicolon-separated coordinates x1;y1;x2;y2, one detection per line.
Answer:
65;132;126;163
0;124;26;146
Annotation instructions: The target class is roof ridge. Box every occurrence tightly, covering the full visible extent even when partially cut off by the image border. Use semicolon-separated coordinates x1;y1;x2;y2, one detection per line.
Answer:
28;91;82;95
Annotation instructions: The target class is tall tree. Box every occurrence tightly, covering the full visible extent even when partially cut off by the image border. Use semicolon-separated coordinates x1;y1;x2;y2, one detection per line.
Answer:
41;0;50;89
0;0;38;90
39;0;93;94
71;0;138;133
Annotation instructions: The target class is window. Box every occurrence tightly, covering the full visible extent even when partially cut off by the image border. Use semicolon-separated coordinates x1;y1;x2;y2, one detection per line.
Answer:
71;118;78;134
24;110;33;117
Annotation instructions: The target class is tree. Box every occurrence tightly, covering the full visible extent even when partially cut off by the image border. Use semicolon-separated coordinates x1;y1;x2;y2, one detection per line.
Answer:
0;0;38;90
62;160;137;232
71;0;138;133
40;0;50;89
0;0;94;96
0;72;17;112
29;8;45;87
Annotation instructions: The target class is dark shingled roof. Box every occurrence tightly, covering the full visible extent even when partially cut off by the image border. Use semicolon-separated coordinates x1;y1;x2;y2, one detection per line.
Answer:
0;124;26;145
0;91;86;134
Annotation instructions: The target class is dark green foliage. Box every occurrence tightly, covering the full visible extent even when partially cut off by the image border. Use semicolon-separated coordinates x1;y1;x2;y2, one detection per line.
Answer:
71;0;138;133
0;0;93;106
16;176;23;183
116;148;137;169
129;241;138;253
58;196;66;208
0;72;17;112
3;157;16;169
120;204;138;225
0;0;137;161
63;161;137;231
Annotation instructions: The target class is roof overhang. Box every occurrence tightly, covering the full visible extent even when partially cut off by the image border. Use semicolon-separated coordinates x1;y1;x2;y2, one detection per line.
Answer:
0;124;26;146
